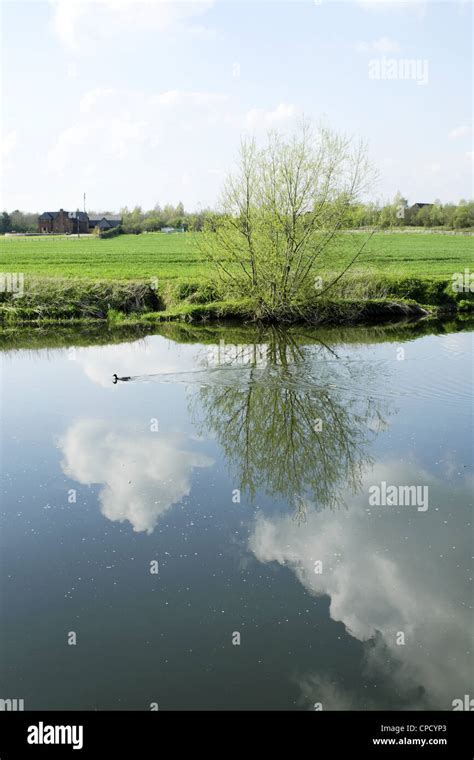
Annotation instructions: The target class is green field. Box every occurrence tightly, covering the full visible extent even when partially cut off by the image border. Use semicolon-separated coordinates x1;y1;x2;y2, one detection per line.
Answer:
0;231;472;282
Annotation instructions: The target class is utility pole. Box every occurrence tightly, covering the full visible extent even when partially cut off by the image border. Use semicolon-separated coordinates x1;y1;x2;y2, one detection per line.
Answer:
83;192;86;214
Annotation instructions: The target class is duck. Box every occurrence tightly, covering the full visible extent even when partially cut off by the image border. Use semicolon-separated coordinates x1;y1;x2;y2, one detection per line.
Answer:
112;373;132;383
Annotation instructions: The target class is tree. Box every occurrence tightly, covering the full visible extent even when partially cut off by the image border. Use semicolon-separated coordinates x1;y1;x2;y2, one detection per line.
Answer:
122;205;144;233
453;202;474;229
393;192;408;226
414;205;432;227
442;203;456;228
142;211;162;231
428;201;444;227
378;193;408;228
0;212;12;234
200;122;375;316
379;202;394;228
9;210;36;232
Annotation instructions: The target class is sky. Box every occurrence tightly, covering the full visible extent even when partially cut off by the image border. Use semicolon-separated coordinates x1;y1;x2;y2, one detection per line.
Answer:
1;0;472;213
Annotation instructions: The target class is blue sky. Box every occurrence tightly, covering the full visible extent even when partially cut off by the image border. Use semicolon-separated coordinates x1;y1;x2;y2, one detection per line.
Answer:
1;0;472;212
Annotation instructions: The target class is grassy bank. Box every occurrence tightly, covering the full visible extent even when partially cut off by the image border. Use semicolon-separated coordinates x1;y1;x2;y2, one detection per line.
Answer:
0;232;472;325
0;273;471;327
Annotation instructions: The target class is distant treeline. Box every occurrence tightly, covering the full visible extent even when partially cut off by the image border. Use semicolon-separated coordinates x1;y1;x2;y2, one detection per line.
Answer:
119;203;209;233
2;196;473;234
346;195;474;230
1;210;38;234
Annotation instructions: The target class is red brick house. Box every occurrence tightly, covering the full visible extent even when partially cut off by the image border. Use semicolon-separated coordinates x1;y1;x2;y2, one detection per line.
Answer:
38;210;122;234
38;209;89;234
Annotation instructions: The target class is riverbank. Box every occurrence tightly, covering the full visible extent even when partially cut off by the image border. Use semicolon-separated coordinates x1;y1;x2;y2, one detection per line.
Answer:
1;230;472;326
0;272;472;327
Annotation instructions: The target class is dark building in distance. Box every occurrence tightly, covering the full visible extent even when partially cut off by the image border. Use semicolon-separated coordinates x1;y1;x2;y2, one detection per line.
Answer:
38;209;122;234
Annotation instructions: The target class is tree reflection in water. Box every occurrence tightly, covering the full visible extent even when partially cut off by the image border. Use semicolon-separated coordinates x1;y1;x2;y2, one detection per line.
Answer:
193;328;390;521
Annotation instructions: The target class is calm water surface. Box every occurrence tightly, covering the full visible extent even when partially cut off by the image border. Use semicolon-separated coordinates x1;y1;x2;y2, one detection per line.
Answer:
0;322;472;710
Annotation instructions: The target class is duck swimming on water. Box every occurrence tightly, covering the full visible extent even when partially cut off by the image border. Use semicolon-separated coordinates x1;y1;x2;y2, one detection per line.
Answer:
112;373;132;383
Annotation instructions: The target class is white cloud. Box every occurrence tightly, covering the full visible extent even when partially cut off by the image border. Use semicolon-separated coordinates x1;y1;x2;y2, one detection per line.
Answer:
356;37;400;53
425;161;441;175
249;458;472;709
244;102;296;130
46;117;149;173
80;88;120;113
106;118;149;158
1;131;18;159
48;87;174;173
448;124;470;139
47;124;93;173
52;1;88;50
47;87;295;179
66;62;79;79
51;0;215;51
466;151;474;164
60;418;213;533
186;23;218;40
149;90;228;107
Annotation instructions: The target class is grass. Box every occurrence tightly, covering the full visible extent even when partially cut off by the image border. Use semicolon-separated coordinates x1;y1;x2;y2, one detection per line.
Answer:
1;230;472;280
0;231;472;324
0;233;207;281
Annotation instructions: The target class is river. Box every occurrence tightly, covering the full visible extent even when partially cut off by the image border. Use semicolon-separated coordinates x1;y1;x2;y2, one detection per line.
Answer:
0;319;472;710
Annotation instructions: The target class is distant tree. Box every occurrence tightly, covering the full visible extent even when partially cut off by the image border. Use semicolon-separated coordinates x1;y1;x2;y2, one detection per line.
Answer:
122;205;144;233
392;192;408;226
345;203;366;228
0;211;12;233
442;203;457;229
453;201;474;229
379;203;394;229
414;205;432;227
377;193;408;228
428;201;444;227
142;213;161;232
162;204;176;221
168;215;185;230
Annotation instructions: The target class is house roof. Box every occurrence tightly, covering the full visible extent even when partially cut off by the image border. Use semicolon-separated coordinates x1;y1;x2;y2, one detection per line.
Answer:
39;210;89;220
39;211;60;219
89;216;122;228
91;219;112;229
39;210;122;226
